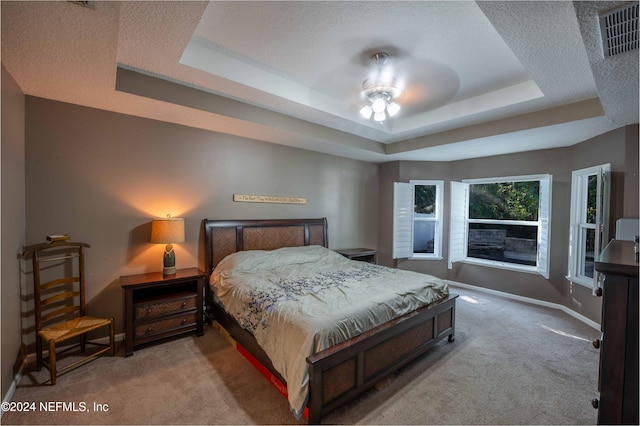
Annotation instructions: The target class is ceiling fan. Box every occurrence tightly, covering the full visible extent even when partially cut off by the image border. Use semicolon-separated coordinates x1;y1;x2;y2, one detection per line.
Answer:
359;52;402;123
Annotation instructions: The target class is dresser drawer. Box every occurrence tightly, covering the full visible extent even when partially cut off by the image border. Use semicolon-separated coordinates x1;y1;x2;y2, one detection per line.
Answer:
134;312;197;338
135;294;196;320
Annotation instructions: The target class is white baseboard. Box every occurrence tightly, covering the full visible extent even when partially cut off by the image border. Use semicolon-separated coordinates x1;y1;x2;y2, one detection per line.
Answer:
1;332;125;414
446;280;601;330
1;359;27;419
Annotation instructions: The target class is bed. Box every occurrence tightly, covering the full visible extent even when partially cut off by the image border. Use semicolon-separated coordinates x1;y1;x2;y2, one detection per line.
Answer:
203;218;458;423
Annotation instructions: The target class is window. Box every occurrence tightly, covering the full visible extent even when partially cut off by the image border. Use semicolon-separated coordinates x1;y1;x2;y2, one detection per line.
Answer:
393;180;444;259
567;164;610;291
449;174;552;278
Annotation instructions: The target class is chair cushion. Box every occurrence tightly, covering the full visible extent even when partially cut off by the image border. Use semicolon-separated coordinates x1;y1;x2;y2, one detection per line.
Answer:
38;316;112;343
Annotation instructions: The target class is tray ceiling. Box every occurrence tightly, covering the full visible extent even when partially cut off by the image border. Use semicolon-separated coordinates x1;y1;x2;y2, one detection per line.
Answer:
1;1;637;162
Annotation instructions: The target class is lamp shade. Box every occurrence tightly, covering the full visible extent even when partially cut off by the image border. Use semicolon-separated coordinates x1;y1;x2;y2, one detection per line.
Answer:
150;217;185;244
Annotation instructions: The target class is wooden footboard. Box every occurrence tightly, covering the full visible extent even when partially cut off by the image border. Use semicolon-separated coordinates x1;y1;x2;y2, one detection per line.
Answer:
306;293;457;424
210;293;457;424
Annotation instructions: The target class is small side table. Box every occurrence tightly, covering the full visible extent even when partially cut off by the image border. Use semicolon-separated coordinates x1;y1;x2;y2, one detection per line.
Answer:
120;267;206;356
335;248;378;264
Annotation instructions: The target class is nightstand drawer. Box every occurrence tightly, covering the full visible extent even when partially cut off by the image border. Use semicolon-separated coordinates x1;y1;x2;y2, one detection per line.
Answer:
135;312;197;338
135;294;196;320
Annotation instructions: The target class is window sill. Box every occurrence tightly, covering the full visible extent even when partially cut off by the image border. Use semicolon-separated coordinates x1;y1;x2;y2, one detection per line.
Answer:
409;255;443;261
566;276;593;288
458;258;539;275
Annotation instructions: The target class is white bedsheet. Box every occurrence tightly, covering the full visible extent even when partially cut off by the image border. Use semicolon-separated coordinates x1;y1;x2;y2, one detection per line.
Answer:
210;245;448;418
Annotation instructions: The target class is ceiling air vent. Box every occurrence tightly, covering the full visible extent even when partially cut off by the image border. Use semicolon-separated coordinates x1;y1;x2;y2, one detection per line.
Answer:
68;1;95;10
599;2;639;57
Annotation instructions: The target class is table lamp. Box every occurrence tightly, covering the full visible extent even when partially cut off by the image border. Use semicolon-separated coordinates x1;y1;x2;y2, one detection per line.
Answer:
151;215;185;275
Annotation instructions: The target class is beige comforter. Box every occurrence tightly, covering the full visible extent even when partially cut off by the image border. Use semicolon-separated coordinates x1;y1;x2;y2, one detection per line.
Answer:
210;245;448;418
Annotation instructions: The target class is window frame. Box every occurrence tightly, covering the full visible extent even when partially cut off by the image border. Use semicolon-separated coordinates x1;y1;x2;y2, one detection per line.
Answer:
448;174;552;278
566;164;610;291
392;180;444;260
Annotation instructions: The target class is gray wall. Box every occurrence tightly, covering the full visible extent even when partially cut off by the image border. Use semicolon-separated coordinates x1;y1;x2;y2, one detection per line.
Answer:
23;96;379;340
379;126;637;323
624;125;639;217
1;65;26;400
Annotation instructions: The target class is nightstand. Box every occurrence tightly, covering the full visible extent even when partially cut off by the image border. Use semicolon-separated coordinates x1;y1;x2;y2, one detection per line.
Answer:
335;248;378;264
120;267;206;356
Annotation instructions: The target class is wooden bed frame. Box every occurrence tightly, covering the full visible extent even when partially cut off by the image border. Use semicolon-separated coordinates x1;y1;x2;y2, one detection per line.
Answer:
203;218;457;424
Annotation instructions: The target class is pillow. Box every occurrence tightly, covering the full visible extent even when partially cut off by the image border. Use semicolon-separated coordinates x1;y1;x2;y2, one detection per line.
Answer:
212;245;346;278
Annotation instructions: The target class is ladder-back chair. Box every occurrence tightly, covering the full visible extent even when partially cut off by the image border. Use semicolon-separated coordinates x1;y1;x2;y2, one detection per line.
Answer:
22;240;114;385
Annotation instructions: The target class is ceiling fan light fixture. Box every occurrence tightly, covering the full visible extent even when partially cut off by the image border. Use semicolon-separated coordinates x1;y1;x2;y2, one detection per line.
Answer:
386;101;400;117
371;97;387;113
373;111;386;122
359;105;373;119
360;88;401;123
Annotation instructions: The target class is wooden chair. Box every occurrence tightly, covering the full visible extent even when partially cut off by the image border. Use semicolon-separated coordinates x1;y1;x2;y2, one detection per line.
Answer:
22;240;114;385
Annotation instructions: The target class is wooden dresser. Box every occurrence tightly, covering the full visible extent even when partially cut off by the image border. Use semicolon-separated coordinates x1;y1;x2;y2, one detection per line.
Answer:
120;268;206;356
593;240;638;424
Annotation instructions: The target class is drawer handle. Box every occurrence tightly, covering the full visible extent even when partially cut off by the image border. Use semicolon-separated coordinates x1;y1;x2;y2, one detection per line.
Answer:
592;339;600;349
591;398;599;409
146;326;153;333
147;308;153;314
181;301;187;309
181;318;187;324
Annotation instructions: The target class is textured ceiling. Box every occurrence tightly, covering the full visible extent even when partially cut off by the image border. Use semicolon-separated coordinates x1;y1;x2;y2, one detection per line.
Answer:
1;1;637;163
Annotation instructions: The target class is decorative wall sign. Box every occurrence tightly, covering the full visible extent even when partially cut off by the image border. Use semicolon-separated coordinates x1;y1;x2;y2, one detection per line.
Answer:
233;194;307;204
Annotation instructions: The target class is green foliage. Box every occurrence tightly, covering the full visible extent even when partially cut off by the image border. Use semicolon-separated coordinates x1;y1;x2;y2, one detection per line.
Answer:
469;181;540;221
414;185;436;215
586;174;598;223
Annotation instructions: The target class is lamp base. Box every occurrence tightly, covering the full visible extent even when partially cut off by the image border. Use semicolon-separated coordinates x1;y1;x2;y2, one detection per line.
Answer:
162;266;177;275
162;243;177;275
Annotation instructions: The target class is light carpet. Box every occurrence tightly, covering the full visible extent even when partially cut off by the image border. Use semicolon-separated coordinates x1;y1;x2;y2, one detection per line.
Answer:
2;285;600;424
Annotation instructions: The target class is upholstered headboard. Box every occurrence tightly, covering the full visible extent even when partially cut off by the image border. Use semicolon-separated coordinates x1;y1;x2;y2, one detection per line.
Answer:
203;218;328;275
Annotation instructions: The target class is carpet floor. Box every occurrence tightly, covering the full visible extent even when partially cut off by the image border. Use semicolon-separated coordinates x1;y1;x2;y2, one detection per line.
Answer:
2;284;600;424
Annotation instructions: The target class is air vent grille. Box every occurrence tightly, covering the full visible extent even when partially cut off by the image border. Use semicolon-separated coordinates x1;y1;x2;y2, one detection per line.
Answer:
69;1;95;10
599;3;639;57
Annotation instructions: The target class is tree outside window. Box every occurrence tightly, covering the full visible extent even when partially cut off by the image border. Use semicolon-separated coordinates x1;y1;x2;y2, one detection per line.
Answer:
413;184;437;254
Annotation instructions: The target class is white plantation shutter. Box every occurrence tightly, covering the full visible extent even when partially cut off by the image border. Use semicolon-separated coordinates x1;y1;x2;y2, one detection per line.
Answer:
593;167;610;293
536;175;552;279
448;181;468;269
393;182;414;259
567;169;587;285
